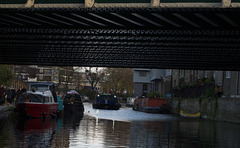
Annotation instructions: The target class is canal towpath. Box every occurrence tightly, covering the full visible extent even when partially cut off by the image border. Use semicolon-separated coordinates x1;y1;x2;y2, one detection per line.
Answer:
0;104;14;119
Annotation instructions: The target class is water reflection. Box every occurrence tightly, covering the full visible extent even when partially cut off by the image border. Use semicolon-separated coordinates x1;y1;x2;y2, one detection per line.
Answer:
1;114;240;147
14;118;58;147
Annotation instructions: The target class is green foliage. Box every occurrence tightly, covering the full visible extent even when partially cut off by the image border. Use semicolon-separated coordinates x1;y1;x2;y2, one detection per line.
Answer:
100;68;134;97
205;88;217;98
146;91;160;98
0;65;13;85
204;77;215;84
79;89;97;102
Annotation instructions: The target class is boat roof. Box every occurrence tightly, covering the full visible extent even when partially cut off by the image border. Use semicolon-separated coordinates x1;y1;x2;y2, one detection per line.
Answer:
27;90;53;97
100;93;112;96
29;82;54;87
67;90;79;95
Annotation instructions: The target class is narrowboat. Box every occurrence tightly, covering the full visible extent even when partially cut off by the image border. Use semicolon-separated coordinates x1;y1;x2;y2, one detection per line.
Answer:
92;94;121;110
16;82;59;118
133;97;169;113
16;90;58;118
63;90;84;114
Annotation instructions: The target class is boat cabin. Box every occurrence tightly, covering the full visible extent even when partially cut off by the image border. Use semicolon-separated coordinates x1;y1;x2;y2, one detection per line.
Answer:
17;91;55;104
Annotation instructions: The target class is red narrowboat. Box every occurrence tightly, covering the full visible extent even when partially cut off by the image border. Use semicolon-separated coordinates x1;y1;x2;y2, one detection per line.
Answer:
16;90;58;118
133;97;168;113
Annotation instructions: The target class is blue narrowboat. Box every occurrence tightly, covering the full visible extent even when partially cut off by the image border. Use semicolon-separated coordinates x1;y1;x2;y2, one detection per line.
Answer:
92;94;121;110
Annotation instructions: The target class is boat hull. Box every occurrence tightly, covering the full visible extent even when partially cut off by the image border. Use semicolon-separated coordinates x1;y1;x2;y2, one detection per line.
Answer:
16;102;58;118
92;103;120;110
64;104;84;114
133;98;169;113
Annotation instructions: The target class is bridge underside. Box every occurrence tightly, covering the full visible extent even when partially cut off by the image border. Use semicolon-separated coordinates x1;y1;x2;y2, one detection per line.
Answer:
1;8;240;70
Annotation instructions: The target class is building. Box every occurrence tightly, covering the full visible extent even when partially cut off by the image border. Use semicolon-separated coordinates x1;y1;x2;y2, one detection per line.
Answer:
133;69;172;97
134;68;240;98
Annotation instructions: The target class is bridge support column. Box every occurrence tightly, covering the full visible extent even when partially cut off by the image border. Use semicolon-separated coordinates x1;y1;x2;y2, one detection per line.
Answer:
222;0;231;7
151;0;160;7
85;0;94;8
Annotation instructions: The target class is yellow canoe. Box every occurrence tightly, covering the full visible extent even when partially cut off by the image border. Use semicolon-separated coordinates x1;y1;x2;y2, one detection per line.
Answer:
180;110;200;117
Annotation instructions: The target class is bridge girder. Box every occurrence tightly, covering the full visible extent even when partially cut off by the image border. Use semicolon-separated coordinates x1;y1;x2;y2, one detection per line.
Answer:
1;8;240;70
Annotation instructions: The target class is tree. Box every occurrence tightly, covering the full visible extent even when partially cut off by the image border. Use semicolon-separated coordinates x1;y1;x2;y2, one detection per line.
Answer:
100;68;134;96
58;66;74;92
73;67;84;91
0;64;14;85
85;67;105;91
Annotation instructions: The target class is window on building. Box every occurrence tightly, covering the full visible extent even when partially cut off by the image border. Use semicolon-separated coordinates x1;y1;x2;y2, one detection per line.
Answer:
46;69;52;75
140;71;147;77
53;76;59;81
39;75;43;80
226;71;231;78
40;68;43;73
166;69;172;76
205;71;208;78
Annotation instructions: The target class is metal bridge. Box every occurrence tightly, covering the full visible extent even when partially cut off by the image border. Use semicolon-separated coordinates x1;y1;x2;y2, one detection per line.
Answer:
1;0;240;70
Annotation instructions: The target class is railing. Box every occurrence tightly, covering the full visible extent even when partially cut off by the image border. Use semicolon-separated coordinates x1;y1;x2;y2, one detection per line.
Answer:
0;0;237;8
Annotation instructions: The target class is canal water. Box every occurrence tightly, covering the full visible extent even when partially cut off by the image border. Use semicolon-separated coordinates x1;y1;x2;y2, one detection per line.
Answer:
1;104;240;148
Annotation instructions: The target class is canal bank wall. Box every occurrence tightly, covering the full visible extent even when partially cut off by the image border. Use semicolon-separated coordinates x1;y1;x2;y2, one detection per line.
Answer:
0;105;14;119
169;97;240;123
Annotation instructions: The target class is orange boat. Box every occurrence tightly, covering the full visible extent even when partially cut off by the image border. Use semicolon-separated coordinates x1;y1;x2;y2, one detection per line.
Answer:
133;97;168;113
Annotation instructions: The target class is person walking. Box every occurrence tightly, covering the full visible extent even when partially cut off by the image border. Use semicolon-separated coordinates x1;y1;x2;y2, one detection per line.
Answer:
11;88;16;105
0;84;5;105
5;87;12;106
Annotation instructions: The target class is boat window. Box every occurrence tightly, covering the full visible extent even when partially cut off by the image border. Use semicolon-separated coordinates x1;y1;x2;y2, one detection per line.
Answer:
98;95;117;101
33;94;42;102
45;97;49;102
63;94;82;104
23;93;43;103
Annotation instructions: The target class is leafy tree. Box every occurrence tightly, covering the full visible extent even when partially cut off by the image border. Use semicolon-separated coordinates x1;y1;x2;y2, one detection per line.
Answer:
0;65;14;85
100;68;134;97
85;67;105;91
73;67;83;91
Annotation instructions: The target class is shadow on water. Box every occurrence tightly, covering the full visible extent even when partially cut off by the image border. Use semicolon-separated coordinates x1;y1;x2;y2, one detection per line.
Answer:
63;109;84;130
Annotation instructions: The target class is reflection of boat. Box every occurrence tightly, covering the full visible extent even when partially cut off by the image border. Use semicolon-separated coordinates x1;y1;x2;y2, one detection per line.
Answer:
63;110;84;129
16;118;57;131
15;118;58;147
92;94;121;110
16;82;58;118
180;110;200;118
63;90;84;113
133;97;168;113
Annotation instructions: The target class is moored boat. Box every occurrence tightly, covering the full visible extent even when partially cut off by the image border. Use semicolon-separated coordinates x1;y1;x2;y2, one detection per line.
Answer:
16;90;58;118
92;94;121;110
16;82;59;118
133;97;169;113
63;90;84;114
